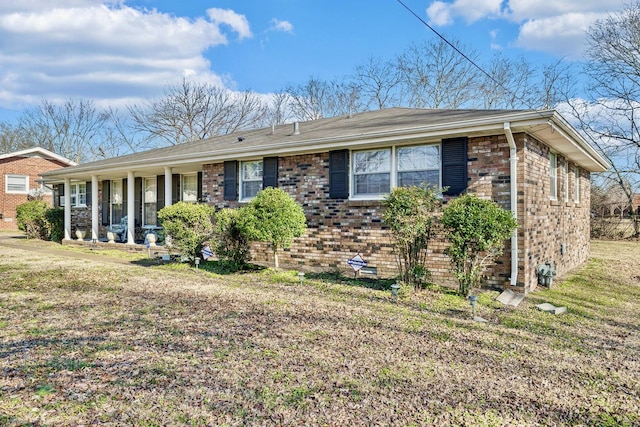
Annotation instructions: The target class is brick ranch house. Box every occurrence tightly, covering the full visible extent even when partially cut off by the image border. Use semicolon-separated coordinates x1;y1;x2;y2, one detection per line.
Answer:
0;147;76;230
41;108;609;293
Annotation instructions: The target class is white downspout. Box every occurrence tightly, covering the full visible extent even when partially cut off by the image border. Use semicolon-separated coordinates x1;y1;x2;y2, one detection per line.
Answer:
504;122;518;287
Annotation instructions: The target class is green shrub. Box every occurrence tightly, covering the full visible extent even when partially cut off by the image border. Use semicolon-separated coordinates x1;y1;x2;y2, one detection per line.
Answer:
441;194;517;297
213;208;252;271
45;208;64;242
157;201;215;261
16;200;50;239
242;188;307;269
382;185;441;288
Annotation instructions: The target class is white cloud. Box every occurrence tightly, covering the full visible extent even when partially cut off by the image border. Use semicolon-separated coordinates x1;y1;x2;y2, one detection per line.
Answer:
514;12;605;58
269;18;293;33
425;0;628;58
0;2;251;111
427;0;503;25
206;8;252;40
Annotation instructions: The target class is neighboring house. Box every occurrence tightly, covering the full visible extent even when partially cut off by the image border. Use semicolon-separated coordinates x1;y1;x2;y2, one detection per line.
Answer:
0;147;76;230
41;108;609;293
633;194;640;215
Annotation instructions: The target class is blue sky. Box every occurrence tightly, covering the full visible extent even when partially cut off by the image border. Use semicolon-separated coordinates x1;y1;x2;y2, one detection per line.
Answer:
0;0;629;122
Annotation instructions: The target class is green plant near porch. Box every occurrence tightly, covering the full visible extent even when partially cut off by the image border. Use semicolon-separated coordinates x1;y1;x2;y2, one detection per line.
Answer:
441;194;517;297
157;201;215;261
382;185;441;288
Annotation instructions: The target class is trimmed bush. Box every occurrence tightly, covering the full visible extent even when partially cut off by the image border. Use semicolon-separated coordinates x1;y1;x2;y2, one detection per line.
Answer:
157;201;215;261
213;208;252;271
382;185;441;288
16;200;50;239
441;194;517;297
45;208;64;242
242;188;307;269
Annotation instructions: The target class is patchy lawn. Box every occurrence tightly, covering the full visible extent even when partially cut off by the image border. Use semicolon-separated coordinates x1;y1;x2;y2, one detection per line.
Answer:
0;239;638;426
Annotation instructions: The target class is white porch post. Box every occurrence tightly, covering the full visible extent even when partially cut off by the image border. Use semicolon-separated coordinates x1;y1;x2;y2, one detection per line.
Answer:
63;178;71;241
164;166;173;207
91;175;99;241
127;171;135;244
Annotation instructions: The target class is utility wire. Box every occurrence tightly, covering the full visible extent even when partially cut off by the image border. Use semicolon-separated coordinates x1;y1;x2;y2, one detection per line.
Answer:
396;0;546;112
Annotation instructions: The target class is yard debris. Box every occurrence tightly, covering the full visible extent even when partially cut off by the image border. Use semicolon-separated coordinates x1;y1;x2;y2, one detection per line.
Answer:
496;289;525;307
536;302;567;315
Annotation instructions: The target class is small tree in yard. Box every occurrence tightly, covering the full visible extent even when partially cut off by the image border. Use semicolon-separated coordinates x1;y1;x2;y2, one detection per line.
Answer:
157;201;215;261
441;194;517;297
382;185;441;288
243;188;307;269
213;208;252;271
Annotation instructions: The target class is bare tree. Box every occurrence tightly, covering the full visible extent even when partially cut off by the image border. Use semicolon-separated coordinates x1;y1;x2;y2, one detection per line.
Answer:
563;3;640;237
16;99;113;163
266;90;294;126
353;56;403;110
128;78;269;147
397;39;479;109
284;77;332;121
0;122;30;154
477;53;536;109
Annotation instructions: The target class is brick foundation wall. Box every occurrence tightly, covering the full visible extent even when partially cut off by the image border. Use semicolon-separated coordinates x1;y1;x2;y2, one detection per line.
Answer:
0;156;68;230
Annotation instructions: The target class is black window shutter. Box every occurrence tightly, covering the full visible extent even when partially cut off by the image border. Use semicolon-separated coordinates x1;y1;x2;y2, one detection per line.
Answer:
135;177;142;227
122;178;128;217
197;171;203;202
172;174;180;204
157;175;165;210
263;157;278;189
57;184;64;208
101;181;110;226
224;161;238;201
85;181;92;207
442;137;468;196
329;149;349;199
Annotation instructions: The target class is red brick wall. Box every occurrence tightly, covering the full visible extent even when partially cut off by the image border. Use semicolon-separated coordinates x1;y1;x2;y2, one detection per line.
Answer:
0;156;68;230
202;132;592;293
521;135;591;292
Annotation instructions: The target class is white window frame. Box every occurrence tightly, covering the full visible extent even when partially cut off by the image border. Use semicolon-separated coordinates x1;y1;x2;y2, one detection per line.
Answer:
143;176;157;226
549;153;558;200
350;143;441;200
70;182;87;207
5;174;29;194
111;179;124;225
564;161;569;203
574;166;580;203
181;174;198;203
240;160;263;202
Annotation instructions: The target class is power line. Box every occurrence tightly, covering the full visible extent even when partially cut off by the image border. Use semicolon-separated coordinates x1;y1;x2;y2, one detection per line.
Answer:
396;0;544;112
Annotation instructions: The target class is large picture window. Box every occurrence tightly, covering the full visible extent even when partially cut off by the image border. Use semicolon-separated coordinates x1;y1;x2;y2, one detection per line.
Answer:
397;145;440;188
352;144;440;198
353;149;391;196
182;174;198;203
5;174;28;194
143;177;157;225
240;160;263;201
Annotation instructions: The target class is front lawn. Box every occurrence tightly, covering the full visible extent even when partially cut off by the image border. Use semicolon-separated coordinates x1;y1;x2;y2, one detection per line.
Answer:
0;240;638;426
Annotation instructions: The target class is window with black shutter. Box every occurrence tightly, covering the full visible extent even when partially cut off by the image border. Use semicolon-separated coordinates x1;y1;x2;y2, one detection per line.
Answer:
441;137;468;196
329;149;349;199
263;157;278;189
224;161;238;201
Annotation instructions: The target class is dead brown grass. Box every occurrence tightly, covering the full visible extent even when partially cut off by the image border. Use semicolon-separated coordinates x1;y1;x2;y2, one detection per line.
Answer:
0;240;638;426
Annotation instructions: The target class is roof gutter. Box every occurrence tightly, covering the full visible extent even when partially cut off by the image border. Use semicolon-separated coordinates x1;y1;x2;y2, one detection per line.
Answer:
504;122;519;288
